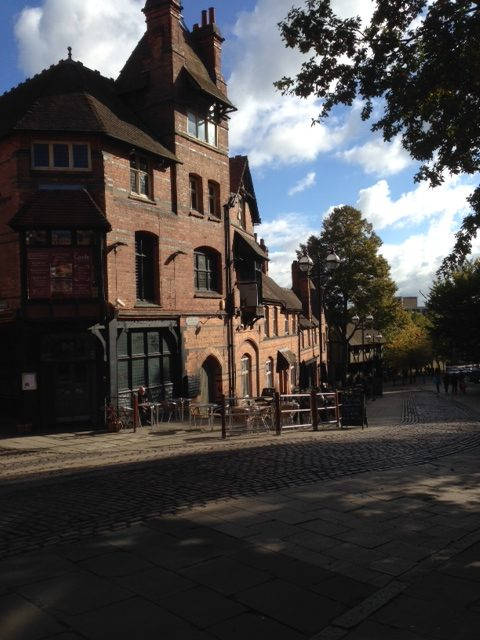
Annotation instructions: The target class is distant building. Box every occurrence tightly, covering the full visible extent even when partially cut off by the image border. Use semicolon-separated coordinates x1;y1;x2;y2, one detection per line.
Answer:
396;296;427;315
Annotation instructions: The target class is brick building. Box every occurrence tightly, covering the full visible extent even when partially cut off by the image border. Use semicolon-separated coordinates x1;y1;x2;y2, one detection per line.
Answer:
0;0;326;431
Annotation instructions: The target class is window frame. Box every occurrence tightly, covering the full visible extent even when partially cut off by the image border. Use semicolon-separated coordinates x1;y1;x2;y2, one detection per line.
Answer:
31;141;92;171
135;232;158;303
194;248;220;293
190;174;203;213
241;354;252;397
207;180;221;218
187;108;218;147
130;153;152;199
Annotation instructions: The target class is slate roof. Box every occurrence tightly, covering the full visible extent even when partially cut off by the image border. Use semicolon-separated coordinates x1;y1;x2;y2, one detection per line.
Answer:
234;228;269;260
229;156;260;224
10;189;111;230
261;273;302;311
0;59;178;162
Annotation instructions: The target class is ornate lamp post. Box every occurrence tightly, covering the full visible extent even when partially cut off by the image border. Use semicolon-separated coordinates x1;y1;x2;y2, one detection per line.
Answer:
298;249;341;385
352;313;374;375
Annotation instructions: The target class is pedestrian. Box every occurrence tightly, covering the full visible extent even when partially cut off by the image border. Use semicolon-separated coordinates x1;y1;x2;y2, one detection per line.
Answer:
458;373;467;394
451;373;458;395
443;372;450;394
433;368;441;394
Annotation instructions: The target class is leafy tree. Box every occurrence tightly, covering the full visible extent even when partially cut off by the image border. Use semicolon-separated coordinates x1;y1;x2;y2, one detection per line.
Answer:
276;0;480;269
383;311;433;374
299;205;399;376
427;259;480;362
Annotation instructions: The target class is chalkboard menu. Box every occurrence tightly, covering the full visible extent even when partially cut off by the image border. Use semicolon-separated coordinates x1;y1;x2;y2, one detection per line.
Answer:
183;375;200;398
27;248;93;299
341;388;367;427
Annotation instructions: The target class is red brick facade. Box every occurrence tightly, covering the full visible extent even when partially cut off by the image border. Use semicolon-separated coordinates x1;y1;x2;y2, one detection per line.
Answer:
0;0;327;430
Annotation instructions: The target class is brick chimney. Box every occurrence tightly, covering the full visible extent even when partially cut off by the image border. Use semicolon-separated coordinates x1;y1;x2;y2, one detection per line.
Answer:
292;260;311;318
143;0;183;58
191;7;226;92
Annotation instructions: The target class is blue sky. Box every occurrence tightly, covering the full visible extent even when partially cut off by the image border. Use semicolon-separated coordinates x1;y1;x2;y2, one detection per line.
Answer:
2;0;478;296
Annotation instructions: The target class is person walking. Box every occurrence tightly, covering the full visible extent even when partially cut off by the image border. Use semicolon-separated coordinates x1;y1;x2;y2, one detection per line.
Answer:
451;373;458;395
443;372;450;394
433;368;441;395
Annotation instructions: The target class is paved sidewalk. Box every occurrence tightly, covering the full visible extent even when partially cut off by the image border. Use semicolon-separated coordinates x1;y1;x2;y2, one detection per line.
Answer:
1;388;480;639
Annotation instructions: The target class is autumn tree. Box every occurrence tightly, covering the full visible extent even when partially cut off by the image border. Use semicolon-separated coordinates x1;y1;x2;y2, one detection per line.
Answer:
276;0;480;270
427;259;480;362
299;205;399;377
383;311;433;374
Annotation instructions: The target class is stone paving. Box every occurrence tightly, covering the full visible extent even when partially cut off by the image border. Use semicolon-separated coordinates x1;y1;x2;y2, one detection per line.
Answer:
1;387;480;639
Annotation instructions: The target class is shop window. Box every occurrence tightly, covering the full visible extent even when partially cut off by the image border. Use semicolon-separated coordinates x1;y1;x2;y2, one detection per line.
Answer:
135;232;157;302
25;229;97;299
194;248;220;292
241;354;252;397
190;174;203;212
130;154;151;198
208;181;221;218
32;142;91;170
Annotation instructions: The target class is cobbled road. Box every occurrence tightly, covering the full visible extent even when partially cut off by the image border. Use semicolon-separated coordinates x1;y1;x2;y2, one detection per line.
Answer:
1;390;479;559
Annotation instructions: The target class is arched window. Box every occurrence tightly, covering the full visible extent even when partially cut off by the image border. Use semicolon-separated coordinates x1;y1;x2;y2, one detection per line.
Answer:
194;248;220;292
265;358;274;389
189;174;203;212
135;232;157;302
208;181;220;218
241;354;252;397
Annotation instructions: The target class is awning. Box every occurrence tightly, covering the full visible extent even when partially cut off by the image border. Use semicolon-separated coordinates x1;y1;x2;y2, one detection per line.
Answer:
304;357;318;367
234;228;269;260
277;349;297;372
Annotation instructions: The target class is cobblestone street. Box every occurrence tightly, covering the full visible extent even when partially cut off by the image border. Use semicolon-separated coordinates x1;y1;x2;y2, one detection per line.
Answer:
1;387;480;639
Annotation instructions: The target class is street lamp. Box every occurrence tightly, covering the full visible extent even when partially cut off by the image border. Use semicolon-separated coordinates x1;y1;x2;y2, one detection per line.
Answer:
298;249;341;385
352;314;374;375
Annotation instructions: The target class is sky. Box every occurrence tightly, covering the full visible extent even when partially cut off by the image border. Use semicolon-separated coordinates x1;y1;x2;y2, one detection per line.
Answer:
1;0;479;299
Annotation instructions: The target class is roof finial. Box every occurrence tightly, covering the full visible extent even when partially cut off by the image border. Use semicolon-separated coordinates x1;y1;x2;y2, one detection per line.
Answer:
67;46;72;60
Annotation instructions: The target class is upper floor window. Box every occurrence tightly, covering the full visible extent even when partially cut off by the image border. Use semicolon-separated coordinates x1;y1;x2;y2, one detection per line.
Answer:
208;181;220;218
190;174;203;213
284;313;289;335
292;315;297;335
273;307;279;336
187;108;217;146
194;248;220;292
135;232;157;303
237;197;246;228
32;142;91;170
264;306;270;338
130;154;151;198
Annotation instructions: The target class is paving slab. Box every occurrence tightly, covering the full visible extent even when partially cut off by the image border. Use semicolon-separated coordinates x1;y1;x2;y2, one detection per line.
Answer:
180;556;271;595
113;565;195;602
0;593;65;640
159;585;246;628
208;612;304;640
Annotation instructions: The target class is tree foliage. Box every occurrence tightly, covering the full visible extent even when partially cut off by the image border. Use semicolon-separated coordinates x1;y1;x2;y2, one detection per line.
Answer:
276;0;480;269
299;205;399;345
383;310;433;372
427;259;480;362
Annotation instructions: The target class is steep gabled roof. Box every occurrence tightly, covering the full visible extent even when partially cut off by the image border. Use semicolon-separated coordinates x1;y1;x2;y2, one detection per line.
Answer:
229;155;260;224
261;273;302;311
0;59;178;162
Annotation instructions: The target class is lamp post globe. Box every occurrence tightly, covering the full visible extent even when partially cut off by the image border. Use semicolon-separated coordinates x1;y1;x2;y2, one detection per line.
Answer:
298;254;313;274
326;251;341;272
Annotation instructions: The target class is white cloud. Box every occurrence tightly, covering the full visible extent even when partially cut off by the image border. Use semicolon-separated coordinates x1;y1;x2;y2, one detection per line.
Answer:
257;213;319;286
339;137;412;176
288;172;316;196
381;212;480;296
227;0;372;167
15;0;145;78
357;176;475;231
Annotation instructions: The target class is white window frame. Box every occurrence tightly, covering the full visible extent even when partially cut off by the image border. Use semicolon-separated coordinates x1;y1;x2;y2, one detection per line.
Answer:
31;141;91;171
187;108;218;147
130;153;152;199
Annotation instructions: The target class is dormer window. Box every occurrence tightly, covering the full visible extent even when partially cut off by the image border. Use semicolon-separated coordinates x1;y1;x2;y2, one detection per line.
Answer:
130;154;151;198
32;142;91;170
187;108;217;146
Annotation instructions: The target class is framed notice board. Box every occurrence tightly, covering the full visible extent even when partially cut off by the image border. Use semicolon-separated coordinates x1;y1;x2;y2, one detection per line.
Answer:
341;388;367;428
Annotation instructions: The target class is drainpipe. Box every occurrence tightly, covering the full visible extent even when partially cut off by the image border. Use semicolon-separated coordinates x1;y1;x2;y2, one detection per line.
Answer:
224;197;236;399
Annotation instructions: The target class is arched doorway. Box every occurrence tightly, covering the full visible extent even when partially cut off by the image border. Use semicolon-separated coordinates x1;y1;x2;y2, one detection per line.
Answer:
199;356;222;403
